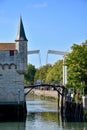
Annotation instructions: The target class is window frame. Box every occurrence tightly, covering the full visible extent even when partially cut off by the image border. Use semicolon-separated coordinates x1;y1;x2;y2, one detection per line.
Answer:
10;50;14;56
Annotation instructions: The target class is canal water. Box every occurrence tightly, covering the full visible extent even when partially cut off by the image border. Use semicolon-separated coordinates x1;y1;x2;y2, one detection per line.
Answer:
0;95;87;130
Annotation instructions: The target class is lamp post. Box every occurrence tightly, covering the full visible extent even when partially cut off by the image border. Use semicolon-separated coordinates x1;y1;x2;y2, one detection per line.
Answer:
46;50;68;85
27;50;41;67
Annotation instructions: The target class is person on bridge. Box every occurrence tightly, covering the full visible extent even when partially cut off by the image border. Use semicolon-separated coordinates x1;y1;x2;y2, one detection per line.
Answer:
66;89;72;102
75;89;82;104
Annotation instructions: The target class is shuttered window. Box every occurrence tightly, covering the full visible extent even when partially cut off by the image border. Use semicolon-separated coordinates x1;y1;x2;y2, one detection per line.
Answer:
10;50;14;56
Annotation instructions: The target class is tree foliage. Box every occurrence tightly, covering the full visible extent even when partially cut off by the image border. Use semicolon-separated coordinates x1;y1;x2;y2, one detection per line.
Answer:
24;64;36;85
24;40;87;89
34;64;52;83
46;60;63;84
24;61;64;85
65;41;87;87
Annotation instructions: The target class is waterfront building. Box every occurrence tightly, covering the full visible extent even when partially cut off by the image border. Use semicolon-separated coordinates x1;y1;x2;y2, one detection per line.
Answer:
0;17;28;119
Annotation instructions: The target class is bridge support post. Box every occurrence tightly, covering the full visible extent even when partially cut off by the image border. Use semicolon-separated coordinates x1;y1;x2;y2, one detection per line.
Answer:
58;92;60;110
58;86;65;120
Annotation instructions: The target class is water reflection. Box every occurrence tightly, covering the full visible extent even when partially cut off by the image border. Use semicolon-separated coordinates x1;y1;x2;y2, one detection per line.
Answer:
0;98;87;130
26;112;87;130
0;113;87;130
26;112;58;130
0;122;25;130
27;100;58;113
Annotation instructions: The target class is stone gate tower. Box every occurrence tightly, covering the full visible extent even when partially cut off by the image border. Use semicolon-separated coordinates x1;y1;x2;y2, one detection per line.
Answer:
15;17;28;73
0;17;28;119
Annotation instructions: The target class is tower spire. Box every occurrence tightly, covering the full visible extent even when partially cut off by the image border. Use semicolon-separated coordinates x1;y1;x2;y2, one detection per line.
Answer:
15;17;28;41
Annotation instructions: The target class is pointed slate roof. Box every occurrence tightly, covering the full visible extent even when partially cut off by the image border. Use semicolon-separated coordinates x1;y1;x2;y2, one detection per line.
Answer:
15;17;28;41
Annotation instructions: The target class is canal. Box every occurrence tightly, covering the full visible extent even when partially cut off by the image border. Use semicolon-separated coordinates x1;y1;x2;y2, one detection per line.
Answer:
0;94;87;130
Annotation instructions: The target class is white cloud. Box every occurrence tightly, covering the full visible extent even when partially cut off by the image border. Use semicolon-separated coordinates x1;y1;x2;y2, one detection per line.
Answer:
33;1;48;8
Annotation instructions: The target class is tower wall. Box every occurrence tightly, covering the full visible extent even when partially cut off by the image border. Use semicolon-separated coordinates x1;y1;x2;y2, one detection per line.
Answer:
0;65;24;102
16;41;27;73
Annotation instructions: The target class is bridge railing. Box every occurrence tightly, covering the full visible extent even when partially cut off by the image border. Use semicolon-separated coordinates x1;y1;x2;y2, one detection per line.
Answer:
24;83;65;96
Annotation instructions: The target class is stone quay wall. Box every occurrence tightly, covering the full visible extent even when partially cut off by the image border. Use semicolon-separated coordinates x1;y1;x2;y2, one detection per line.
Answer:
34;90;58;99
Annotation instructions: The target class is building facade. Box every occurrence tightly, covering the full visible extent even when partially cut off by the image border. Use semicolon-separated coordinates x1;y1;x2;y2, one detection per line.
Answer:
0;17;28;119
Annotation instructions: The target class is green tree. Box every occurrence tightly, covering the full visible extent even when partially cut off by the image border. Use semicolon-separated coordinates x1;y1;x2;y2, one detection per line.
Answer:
34;64;52;83
24;64;36;85
46;60;63;84
65;41;87;88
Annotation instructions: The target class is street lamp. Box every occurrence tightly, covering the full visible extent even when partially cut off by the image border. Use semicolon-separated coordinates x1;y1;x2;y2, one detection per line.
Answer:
46;50;68;85
27;50;41;67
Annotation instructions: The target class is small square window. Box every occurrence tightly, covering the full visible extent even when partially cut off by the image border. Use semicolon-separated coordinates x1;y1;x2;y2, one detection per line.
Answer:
10;50;14;56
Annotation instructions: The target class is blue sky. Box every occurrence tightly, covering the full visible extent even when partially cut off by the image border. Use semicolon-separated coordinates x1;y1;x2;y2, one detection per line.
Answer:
0;0;87;68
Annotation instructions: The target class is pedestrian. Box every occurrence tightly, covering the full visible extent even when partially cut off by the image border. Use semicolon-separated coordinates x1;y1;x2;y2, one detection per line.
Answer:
75;89;82;104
